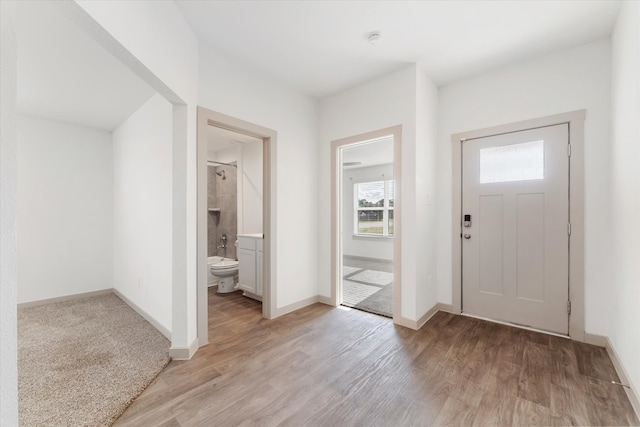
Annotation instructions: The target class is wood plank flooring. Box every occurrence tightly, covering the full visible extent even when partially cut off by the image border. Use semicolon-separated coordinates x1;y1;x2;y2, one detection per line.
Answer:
114;289;639;426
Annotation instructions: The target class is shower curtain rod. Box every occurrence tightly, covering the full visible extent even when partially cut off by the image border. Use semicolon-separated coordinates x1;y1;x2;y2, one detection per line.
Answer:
207;161;237;168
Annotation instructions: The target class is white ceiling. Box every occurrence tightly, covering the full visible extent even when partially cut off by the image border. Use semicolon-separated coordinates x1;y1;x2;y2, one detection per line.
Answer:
342;137;393;170
176;0;621;98
14;1;621;132
16;1;154;131
207;125;263;154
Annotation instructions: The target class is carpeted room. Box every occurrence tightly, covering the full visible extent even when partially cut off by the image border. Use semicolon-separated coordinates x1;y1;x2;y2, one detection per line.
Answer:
14;2;176;425
18;294;170;425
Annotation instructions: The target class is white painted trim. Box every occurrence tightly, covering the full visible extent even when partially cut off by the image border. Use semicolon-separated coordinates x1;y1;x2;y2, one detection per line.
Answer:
17;289;113;309
605;337;640;420
395;303;455;330
274;296;321;318
317;295;333;306
113;289;171;340
393;315;419;330
584;332;607;347
169;338;198;360
451;110;586;341
434;303;454;314
18;289;173;342
331;126;403;325
241;291;263;302
197;107;277;347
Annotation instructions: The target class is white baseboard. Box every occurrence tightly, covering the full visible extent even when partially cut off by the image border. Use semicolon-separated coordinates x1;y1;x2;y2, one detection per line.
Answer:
435;303;454;314
169;338;198;360
112;289;171;341
584;332;607;347
17;288;113;308
393;303;453;330
417;303;453;328
393;315;418;329
19;288;173;346
274;295;321;317
242;290;263;302
605;337;640;420
317;295;333;305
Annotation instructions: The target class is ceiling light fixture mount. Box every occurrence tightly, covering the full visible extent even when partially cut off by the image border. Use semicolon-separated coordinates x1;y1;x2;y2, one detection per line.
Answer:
368;31;382;46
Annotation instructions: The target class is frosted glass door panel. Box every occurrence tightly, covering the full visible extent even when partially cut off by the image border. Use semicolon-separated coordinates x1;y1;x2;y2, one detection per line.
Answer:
480;140;544;183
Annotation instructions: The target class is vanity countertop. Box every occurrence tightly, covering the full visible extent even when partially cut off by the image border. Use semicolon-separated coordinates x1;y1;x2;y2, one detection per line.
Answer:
237;233;263;239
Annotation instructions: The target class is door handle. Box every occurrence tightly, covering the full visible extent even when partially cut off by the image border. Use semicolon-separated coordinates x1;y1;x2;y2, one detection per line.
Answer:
464;234;471;239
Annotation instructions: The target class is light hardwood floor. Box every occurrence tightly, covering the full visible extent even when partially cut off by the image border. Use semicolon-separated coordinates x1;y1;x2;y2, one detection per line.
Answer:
114;288;639;426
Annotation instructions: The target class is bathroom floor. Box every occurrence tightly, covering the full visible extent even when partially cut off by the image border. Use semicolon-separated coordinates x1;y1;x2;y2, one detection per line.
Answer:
342;256;393;317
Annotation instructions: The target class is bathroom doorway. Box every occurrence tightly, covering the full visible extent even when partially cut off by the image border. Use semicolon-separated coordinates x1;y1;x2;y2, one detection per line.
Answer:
197;107;276;347
331;126;402;321
206;126;263;296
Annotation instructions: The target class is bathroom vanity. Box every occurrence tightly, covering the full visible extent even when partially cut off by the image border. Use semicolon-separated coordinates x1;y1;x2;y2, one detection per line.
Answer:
237;234;263;301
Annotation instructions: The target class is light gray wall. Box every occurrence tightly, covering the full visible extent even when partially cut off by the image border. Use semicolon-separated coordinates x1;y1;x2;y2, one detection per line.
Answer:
1;1;18;422
320;64;440;321
17;115;113;303
437;39;612;336
113;94;173;334
609;0;640;401
199;45;319;308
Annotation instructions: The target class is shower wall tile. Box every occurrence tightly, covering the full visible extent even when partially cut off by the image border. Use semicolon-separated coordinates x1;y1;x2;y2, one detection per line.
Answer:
207;166;217;208
210;164;238;259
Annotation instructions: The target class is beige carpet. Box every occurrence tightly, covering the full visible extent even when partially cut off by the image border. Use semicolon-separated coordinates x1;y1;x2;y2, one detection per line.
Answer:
18;293;171;426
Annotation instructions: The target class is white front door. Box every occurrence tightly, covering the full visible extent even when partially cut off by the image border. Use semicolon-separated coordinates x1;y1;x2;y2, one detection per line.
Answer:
462;124;569;334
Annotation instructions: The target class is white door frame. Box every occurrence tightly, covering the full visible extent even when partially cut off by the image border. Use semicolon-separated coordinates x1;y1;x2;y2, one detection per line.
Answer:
196;107;277;347
331;125;402;322
451;110;586;341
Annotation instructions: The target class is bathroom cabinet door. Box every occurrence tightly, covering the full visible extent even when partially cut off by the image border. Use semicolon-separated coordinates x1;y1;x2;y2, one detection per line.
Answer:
238;248;256;294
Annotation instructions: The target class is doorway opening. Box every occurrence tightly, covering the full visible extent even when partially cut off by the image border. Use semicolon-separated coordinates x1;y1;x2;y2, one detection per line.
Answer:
341;139;395;317
451;110;586;340
331;125;402;321
206;126;263;302
197;107;276;347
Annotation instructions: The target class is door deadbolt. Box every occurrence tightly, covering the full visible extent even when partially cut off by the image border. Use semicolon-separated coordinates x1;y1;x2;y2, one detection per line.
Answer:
464;214;471;228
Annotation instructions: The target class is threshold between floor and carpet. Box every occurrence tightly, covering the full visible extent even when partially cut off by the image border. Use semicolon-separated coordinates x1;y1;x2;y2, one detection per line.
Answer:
342;267;393;317
18;292;171;426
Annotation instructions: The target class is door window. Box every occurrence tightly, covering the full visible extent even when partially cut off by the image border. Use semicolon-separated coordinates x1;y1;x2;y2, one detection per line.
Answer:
480;140;544;183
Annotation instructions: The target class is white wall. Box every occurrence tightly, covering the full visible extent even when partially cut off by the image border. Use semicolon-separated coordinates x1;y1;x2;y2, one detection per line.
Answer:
199;44;319;308
17;115;113;303
72;0;200;353
113;94;173;334
342;164;393;260
209;146;238;164
240;141;263;234
437;39;612;335
609;0;640;401
209;142;263;235
415;70;440;319
320;65;440;322
1;0;18;422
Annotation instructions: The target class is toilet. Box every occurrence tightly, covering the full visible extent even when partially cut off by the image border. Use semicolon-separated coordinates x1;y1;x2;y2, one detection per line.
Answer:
209;259;240;293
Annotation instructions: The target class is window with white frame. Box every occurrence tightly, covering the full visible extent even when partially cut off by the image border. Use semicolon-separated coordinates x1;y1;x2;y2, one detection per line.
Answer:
354;180;394;237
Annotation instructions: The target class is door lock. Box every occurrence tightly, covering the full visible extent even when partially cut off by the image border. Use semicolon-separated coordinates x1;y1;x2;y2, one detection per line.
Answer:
464;234;471;239
464;214;471;228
